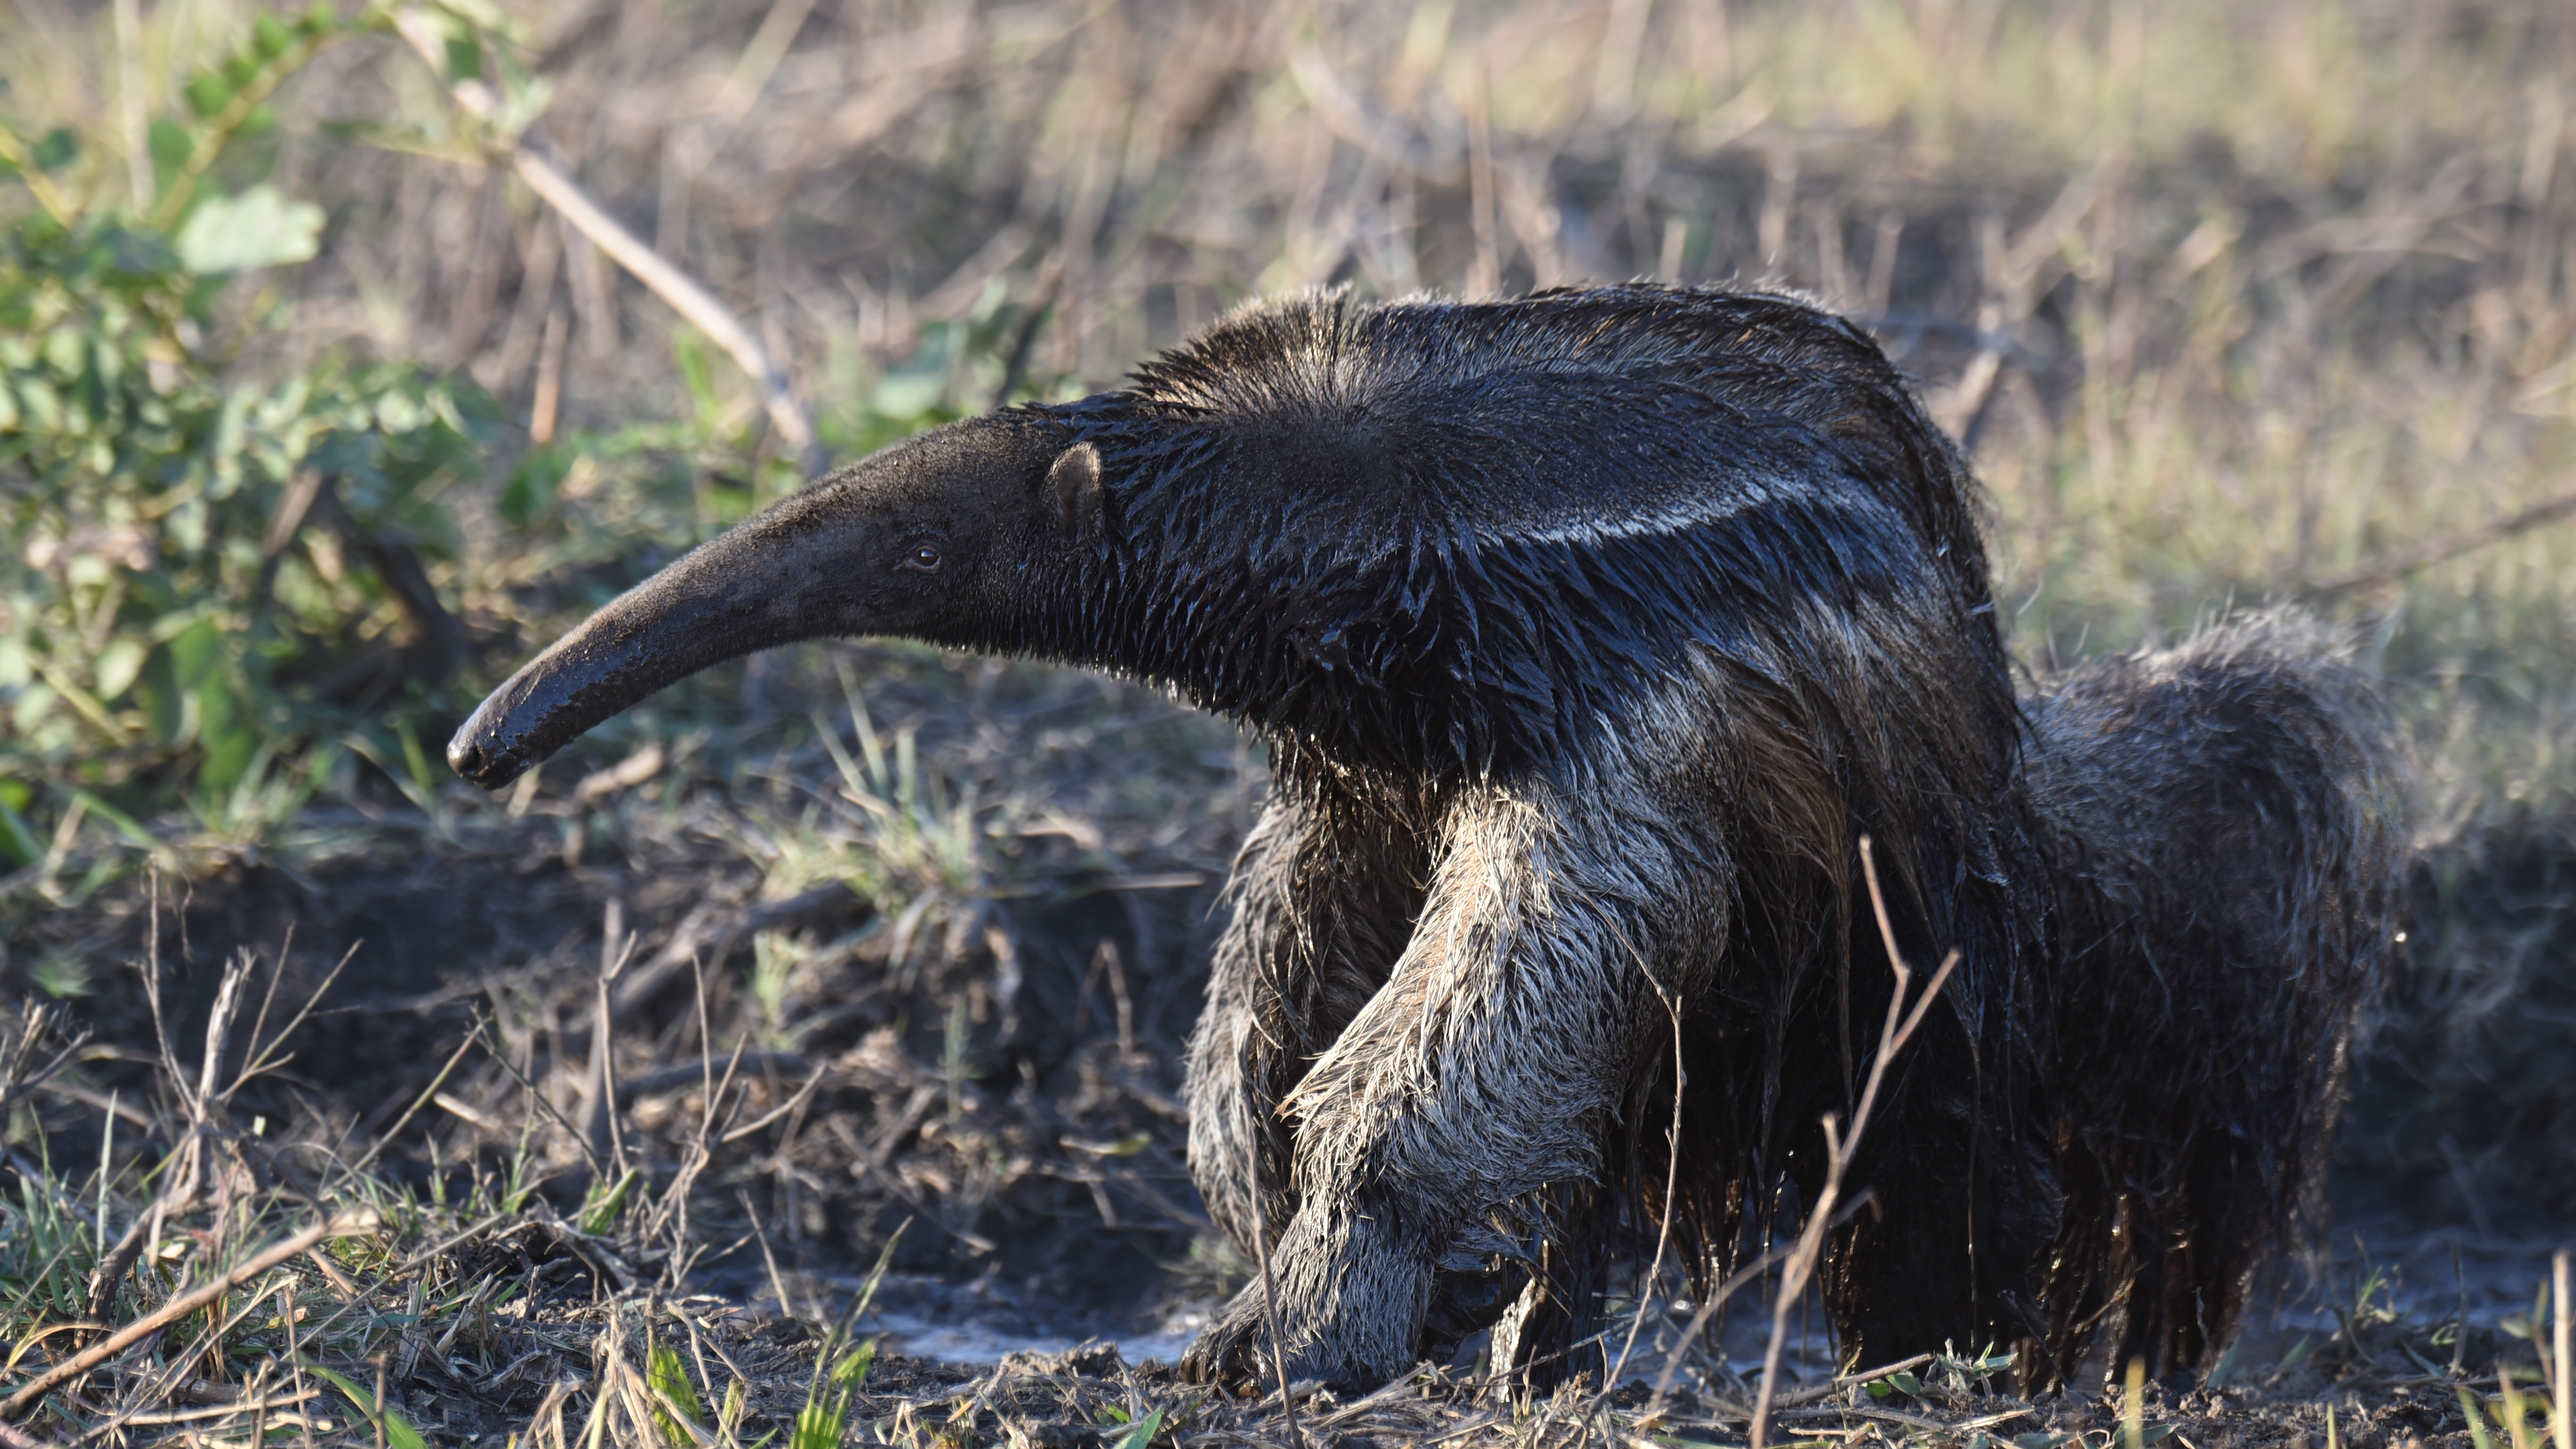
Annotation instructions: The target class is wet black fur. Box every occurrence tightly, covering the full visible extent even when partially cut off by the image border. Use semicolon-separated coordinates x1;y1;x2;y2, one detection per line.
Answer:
1013;288;2010;783
450;284;2402;1393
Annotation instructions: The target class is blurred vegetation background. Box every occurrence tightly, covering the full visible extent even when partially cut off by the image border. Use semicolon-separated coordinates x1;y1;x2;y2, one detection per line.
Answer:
1;0;2571;1223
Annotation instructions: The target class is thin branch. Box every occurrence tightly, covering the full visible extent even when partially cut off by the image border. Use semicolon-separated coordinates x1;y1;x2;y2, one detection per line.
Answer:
1772;1352;1937;1411
337;1022;483;1185
1746;837;1960;1449
148;30;352;230
2553;1250;2569;1449
231;943;360;1099
2306;485;2576;596
0;125;78;227
1644;1192;1874;1414
389;7;823;477
1607;987;1688;1390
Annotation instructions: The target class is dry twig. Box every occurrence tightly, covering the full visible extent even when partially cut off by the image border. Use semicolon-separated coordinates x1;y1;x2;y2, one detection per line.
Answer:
1747;837;1961;1449
3;1212;376;1421
2306;486;2576;596
388;7;823;476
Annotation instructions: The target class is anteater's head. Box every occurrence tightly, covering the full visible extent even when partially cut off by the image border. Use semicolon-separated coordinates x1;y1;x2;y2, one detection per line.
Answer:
447;413;1108;790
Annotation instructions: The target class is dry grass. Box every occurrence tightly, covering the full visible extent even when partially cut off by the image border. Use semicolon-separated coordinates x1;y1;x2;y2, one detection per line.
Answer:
5;0;2576;1443
1;0;2569;763
0;903;2565;1446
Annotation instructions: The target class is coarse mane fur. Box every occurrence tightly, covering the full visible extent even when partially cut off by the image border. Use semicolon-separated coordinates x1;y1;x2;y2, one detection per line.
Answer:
1022;286;2015;783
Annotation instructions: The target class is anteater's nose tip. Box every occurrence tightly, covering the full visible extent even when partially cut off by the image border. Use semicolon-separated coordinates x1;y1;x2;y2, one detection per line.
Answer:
449;730;533;790
448;734;504;788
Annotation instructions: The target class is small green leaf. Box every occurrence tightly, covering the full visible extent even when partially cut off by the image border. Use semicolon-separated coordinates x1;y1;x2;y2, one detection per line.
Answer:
431;0;521;38
94;636;146;700
501;446;570;528
199;712;257;799
443;33;482;81
254;14;293;58
1113;1408;1165;1449
184;71;234;119
0;789;40;869
831;1339;875;1388
2458;1387;2498;1449
579;1165;639;1234
222;52;260;88
303;1361;431;1449
396;716;438;801
32;127;76;172
148;117;193;176
788;1400;844;1449
174;184;324;274
647;1343;706;1449
674;328;718;433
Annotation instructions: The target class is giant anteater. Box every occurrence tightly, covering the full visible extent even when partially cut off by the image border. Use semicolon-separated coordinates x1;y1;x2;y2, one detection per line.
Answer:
449;284;2401;1394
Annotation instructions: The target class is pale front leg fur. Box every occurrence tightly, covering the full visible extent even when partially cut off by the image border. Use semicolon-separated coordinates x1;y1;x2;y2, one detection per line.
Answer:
1183;794;1428;1261
1183;777;1717;1391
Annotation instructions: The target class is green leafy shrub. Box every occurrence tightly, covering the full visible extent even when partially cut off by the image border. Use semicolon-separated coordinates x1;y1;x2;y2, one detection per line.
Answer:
0;0;1057;875
0;6;500;854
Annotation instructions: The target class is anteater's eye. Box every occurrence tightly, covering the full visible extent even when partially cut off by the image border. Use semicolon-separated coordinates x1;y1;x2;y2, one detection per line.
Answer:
902;543;942;573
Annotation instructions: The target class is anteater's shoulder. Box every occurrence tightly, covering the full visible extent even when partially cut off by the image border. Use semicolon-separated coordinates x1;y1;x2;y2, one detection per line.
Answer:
1124;284;1912;421
1108;285;1983;586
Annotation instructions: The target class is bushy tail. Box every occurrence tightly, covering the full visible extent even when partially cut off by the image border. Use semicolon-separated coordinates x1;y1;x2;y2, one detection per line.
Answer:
2021;608;2404;1382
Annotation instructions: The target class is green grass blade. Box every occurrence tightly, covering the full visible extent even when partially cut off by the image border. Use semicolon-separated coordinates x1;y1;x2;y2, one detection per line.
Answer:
1113;1408;1165;1449
305;1360;431;1449
649;1342;708;1449
789;1399;845;1449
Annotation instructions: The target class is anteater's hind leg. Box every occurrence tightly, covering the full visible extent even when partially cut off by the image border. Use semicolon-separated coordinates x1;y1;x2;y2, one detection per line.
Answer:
1182;778;1725;1392
2023;610;2400;1381
1824;1014;2064;1378
1184;794;1432;1266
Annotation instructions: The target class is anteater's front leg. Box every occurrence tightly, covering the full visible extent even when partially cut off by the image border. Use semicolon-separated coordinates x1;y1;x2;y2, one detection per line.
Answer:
1183;780;1717;1392
1184;794;1430;1263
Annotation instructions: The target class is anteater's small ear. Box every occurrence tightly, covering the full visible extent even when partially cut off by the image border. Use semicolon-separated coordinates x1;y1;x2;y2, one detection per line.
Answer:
1049;441;1103;543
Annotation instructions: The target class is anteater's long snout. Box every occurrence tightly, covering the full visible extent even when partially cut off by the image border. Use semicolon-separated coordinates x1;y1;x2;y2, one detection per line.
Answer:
445;625;663;790
445;577;771;791
447;489;873;791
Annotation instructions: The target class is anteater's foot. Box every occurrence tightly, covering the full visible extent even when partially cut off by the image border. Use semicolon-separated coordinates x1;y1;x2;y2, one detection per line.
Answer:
1177;1285;1277;1393
1179;1206;1434;1395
